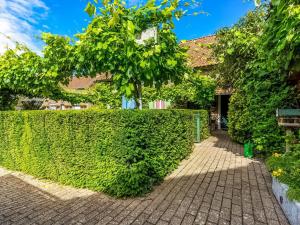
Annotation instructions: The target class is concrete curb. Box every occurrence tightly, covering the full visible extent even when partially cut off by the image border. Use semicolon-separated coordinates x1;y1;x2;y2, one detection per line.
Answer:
272;178;300;225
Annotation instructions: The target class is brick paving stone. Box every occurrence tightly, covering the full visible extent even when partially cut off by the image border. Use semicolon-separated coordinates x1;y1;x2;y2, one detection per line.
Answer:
218;218;230;225
181;214;195;225
0;131;290;225
222;198;231;209
194;211;208;225
231;215;243;225
169;216;182;225
156;220;169;225
231;204;242;217
220;208;231;221
208;210;220;224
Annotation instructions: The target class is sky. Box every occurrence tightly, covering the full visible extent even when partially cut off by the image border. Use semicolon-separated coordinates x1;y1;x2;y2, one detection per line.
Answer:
0;0;255;54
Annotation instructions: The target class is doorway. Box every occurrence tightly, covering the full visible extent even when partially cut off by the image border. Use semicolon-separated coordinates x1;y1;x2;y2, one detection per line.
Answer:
220;95;230;129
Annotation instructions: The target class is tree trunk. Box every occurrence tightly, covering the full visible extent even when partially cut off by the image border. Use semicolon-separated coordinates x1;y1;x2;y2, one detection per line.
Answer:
134;82;142;110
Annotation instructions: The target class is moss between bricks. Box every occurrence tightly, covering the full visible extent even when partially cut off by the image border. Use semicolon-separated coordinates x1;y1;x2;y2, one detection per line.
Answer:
0;109;208;197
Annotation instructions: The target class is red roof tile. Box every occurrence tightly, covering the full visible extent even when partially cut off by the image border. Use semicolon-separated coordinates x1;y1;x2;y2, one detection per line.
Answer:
181;35;217;68
66;73;111;89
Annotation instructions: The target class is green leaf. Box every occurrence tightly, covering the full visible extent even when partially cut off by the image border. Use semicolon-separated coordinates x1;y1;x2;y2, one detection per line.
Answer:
127;20;135;34
85;2;96;17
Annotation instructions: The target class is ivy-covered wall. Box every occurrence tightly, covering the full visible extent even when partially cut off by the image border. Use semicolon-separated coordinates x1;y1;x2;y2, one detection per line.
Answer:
0;109;208;197
213;2;300;154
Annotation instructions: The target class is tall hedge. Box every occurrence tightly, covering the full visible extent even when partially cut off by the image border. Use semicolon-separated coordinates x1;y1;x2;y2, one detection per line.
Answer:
0;109;208;197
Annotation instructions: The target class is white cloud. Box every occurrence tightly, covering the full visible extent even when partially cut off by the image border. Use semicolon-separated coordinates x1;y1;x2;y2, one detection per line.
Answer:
0;0;48;54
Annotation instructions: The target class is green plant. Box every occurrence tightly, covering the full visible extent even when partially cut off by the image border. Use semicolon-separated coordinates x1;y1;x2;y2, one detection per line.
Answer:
194;110;210;140
41;0;196;108
143;74;216;109
267;148;300;201
86;74;215;110
88;83;122;109
0;44;88;110
0;109;208;197
0;89;18;110
214;2;300;154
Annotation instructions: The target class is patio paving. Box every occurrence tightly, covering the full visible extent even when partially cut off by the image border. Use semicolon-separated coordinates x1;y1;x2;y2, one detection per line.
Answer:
0;132;290;225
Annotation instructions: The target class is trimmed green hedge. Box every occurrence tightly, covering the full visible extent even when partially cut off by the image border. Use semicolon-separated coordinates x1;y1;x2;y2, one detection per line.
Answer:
0;109;208;197
195;110;210;141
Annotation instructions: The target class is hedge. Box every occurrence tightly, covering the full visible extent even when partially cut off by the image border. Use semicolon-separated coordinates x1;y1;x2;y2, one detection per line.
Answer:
0;109;209;197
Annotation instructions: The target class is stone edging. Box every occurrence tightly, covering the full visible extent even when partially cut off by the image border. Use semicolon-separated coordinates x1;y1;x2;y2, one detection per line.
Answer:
272;177;300;225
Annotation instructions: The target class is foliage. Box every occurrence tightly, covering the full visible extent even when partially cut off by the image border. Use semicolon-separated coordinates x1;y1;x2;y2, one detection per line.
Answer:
43;0;194;108
260;0;300;74
88;83;122;109
267;147;300;201
0;46;46;109
0;44;86;110
212;6;266;87
143;74;216;109
0;89;18;110
214;2;300;153
0;44;70;97
86;74;216;110
0;109;210;197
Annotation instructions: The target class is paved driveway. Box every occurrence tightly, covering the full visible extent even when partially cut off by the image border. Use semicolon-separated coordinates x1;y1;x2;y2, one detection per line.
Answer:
0;132;290;225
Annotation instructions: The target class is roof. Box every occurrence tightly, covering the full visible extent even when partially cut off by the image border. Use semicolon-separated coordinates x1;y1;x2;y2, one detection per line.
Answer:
181;35;217;68
66;73;111;90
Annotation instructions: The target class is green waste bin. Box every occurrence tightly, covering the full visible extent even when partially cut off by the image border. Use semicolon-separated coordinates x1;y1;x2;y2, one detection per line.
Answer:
244;141;254;158
194;113;201;143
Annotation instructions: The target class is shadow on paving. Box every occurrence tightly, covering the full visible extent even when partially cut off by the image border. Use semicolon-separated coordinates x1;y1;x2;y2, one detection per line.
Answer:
0;133;290;225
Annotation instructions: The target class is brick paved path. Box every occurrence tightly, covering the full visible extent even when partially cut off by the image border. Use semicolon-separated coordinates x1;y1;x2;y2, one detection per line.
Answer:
0;132;290;225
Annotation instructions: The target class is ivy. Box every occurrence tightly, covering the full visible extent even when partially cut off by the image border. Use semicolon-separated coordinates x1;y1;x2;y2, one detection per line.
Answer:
214;1;300;154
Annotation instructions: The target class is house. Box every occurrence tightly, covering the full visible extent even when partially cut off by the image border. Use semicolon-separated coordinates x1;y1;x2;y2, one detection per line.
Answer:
41;73;111;110
181;35;232;130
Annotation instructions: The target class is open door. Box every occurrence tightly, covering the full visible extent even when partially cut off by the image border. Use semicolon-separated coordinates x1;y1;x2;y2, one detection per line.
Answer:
220;95;230;129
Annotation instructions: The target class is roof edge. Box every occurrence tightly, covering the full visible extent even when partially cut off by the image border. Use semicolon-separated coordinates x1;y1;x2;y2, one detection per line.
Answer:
182;34;216;43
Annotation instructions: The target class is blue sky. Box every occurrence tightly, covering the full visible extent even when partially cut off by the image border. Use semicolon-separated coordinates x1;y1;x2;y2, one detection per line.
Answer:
0;0;255;53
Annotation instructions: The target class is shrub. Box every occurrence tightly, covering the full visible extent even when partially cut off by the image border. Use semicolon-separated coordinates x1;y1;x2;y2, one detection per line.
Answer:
214;3;300;155
228;82;290;154
267;148;300;201
0;109;208;197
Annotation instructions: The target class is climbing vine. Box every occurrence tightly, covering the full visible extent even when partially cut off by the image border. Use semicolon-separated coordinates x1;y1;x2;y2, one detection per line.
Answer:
214;1;300;154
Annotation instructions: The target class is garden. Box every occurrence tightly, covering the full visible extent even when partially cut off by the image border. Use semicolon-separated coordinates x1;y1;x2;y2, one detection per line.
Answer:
0;0;213;197
0;0;299;223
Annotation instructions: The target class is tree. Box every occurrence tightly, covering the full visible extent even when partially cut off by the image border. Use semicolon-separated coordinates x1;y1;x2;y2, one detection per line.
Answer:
143;73;216;109
88;83;122;109
212;6;266;87
44;0;196;108
0;44;87;110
